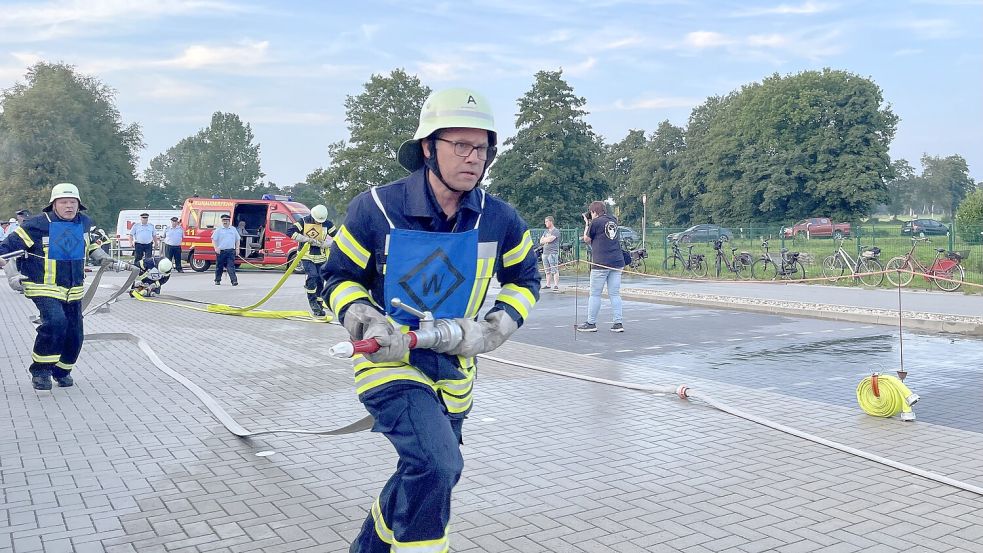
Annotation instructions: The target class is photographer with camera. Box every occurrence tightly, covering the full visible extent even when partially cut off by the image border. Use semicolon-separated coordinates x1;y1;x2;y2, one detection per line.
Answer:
577;201;625;333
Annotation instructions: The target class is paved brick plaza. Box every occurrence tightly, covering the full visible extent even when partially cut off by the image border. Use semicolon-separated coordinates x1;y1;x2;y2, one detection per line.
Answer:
2;272;982;552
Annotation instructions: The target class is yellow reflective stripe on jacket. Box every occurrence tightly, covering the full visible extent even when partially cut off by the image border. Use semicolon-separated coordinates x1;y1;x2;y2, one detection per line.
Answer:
23;283;83;302
328;281;371;314
335;225;370;269
14;226;34;247
353;361;435;396
392;536;449;553
501;230;532;268
435;366;475;414
464;244;497;318
496;283;536;319
304;253;328;263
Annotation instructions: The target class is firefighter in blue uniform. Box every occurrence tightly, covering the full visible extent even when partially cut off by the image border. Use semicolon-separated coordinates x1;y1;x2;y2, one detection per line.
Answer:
0;183;123;390
286;204;336;317
323;88;540;553
129;257;173;297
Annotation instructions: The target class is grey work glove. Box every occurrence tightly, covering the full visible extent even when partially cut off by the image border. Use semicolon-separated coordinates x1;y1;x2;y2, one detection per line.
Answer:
362;321;411;363
342;303;389;340
295;234;311;244
444;310;519;358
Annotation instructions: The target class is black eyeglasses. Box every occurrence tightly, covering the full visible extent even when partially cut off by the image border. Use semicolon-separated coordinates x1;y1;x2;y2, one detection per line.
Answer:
435;138;494;161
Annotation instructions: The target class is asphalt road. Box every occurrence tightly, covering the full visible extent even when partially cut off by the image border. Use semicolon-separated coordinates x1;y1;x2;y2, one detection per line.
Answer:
512;289;983;433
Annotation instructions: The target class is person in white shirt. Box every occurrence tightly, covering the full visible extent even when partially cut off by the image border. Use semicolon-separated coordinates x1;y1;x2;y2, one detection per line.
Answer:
211;214;240;286
128;213;158;260
162;217;185;272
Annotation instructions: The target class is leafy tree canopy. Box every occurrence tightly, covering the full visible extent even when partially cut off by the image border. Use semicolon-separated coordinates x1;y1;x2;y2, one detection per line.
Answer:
0;62;142;228
307;69;430;217
490;69;607;230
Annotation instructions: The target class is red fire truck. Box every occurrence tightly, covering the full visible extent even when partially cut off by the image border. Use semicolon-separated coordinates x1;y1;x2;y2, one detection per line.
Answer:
180;195;312;272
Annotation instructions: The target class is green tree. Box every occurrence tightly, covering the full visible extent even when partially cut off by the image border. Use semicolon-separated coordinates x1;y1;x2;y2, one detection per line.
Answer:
684;69;898;225
308;69;430;216
142;112;264;206
490;70;607;229
604;129;647;225
626;121;686;226
920;154;974;217
885;158;917;217
955;188;983;244
0;62;143;228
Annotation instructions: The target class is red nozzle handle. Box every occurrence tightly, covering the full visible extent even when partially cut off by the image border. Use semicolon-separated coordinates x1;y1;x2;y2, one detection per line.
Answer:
349;333;419;355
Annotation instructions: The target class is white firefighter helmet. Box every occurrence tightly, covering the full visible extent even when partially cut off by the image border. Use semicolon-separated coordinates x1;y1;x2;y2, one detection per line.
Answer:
310;204;329;223
157;258;173;274
44;182;87;211
396;88;497;173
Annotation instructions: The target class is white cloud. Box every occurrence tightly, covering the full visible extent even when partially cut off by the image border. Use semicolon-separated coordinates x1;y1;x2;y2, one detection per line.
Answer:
683;31;735;49
134;76;215;101
161;40;270;69
606;96;701;111
732;1;835;16
893;18;959;39
0;0;248;41
562;57;597;76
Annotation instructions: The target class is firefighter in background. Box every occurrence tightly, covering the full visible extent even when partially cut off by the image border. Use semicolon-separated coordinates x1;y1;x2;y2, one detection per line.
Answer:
324;88;540;552
286;204;336;317
0;183;125;390
129;257;173;297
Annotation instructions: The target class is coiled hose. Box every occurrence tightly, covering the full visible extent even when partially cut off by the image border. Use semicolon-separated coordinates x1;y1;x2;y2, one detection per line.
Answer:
856;374;918;420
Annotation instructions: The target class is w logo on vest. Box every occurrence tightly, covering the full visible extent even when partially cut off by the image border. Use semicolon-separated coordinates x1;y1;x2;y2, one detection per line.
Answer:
398;249;465;313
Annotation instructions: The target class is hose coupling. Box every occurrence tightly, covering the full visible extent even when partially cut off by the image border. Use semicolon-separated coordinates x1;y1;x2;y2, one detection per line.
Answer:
676;385;689;399
905;393;920;406
900;412;916;422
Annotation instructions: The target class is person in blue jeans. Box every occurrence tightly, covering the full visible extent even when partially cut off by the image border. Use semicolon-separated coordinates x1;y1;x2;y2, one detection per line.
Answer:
577;200;625;332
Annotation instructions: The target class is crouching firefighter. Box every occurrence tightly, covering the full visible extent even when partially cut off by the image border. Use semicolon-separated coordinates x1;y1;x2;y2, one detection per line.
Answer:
129;257;173;297
286;204;336;317
323;88;540;552
0;183;127;390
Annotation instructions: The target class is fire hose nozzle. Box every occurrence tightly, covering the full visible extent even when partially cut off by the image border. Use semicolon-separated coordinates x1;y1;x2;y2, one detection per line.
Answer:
1;250;27;261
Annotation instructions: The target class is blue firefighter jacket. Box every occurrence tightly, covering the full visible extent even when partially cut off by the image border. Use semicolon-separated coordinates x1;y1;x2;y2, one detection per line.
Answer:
0;212;98;302
323;168;540;411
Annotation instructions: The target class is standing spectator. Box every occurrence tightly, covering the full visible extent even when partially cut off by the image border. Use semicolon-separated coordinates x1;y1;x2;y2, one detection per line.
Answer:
129;213;157;260
540;216;561;291
211;214;239;286
0;219;9;241
162;216;185;272
324;87;540;553
15;209;31;227
577;200;625;333
6;216;20;235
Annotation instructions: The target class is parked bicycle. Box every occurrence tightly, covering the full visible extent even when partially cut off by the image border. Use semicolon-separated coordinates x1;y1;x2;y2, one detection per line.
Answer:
884;238;965;291
663;239;708;277
623;247;648;272
750;237;806;280
712;239;752;280
821;238;884;287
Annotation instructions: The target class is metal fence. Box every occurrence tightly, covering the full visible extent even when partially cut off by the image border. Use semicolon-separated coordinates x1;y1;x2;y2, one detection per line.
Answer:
528;222;983;290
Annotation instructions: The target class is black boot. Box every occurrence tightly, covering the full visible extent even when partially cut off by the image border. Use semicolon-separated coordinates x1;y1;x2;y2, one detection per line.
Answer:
30;367;52;390
52;368;74;387
308;296;326;317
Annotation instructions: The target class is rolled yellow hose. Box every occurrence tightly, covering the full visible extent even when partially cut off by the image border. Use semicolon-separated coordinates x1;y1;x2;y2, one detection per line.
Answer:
856;374;918;420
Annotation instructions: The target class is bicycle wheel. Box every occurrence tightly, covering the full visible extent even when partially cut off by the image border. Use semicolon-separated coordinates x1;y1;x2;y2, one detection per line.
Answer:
734;258;752;280
751;258;777;280
636;258;647;273
857;258;884;287
689;257;708;278
786;260;806;280
933;264;964;292
821;255;846;282
884;257;913;287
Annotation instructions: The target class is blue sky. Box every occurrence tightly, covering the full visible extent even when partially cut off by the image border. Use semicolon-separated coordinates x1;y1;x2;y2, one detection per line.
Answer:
1;0;981;187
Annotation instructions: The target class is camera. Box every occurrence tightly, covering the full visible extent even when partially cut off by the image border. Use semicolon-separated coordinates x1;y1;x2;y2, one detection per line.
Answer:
582;211;590;219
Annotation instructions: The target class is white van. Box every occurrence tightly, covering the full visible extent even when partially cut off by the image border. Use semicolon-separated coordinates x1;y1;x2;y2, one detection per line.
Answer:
115;209;181;254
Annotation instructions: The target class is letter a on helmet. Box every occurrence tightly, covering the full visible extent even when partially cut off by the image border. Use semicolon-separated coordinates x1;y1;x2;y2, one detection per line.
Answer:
397;88;497;173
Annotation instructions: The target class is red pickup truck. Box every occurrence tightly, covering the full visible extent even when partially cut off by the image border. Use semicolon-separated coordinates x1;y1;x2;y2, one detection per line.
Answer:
782;218;851;239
